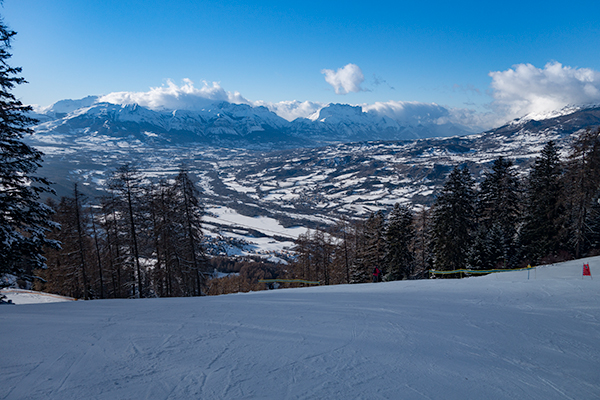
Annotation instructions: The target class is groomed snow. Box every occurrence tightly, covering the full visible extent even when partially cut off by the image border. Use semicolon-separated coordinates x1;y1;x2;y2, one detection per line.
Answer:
1;289;75;304
1;257;599;399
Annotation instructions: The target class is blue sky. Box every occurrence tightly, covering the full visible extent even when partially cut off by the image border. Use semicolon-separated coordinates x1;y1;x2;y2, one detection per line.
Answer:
4;0;600;125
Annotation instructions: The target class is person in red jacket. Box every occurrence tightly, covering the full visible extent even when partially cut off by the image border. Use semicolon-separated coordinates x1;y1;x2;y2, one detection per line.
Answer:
372;267;381;283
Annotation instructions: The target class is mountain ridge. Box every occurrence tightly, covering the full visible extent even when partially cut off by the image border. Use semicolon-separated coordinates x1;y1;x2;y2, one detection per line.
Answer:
30;97;478;148
23;103;600;259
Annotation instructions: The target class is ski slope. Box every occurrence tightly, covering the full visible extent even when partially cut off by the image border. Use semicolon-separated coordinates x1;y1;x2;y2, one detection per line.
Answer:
0;289;75;305
1;257;599;399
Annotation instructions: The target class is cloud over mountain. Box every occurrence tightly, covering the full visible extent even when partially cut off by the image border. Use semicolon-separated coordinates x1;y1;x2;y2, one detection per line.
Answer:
490;62;600;120
361;101;486;132
99;79;250;111
321;63;366;94
50;61;600;132
253;100;324;121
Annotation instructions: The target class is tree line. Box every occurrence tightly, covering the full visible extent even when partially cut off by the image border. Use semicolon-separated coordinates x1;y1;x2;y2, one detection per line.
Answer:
12;131;600;297
287;132;600;284
36;165;208;299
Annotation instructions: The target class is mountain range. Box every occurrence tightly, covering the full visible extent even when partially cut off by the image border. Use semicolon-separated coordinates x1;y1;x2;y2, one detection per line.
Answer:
25;98;600;260
31;97;476;149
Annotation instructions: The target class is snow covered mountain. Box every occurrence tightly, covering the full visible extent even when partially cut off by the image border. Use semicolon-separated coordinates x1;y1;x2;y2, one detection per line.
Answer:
30;97;477;149
24;104;600;260
32;100;301;149
292;103;473;141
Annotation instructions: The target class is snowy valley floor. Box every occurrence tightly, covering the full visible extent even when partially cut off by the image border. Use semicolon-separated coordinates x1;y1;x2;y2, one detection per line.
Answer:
2;257;600;399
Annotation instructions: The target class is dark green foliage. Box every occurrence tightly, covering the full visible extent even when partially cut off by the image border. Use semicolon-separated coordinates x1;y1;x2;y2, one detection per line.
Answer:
347;219;371;284
0;20;57;278
364;211;386;272
587;197;600;252
347;213;386;283
412;207;433;278
474;157;521;268
518;141;565;264
467;223;505;270
431;166;476;271
384;203;414;280
563;128;600;258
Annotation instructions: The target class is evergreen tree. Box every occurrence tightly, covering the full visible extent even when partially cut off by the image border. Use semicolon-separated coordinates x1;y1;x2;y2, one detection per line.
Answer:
475;156;521;268
518;141;565;264
384;203;415;280
431;166;476;272
0;17;57;279
363;211;386;278
563;128;600;258
467;223;504;270
413;207;433;278
348;219;371;283
587;197;600;252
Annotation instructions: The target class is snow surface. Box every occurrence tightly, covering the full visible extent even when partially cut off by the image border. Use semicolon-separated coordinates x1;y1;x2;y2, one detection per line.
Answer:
2;257;599;399
0;289;75;305
204;206;308;240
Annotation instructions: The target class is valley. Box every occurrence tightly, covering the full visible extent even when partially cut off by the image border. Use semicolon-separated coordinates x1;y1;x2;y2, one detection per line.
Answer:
26;103;600;260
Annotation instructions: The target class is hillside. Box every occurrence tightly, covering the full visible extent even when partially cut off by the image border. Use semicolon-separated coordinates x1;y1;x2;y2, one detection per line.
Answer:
23;105;600;260
2;257;599;399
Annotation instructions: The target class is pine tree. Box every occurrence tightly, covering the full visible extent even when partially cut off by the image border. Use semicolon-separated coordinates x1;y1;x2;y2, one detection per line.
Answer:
0;18;57;279
431;166;476;272
348;219;371;283
413;207;433;278
476;157;521;268
467;223;504;270
563;128;600;258
384;203;415;280
587;197;600;252
363;211;386;278
518;141;565;264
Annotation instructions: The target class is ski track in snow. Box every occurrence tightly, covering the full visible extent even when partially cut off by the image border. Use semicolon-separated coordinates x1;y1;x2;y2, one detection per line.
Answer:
2;257;600;399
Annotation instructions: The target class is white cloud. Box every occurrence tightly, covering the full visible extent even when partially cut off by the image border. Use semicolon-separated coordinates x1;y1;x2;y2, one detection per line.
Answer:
489;62;600;120
363;100;487;132
99;79;250;111
253;100;325;121
321;63;366;94
363;101;449;122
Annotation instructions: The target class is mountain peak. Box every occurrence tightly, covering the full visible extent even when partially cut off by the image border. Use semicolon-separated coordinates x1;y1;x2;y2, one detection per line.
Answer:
309;103;365;122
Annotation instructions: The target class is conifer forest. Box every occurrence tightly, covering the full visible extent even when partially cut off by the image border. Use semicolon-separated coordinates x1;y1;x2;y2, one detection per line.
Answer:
17;132;600;299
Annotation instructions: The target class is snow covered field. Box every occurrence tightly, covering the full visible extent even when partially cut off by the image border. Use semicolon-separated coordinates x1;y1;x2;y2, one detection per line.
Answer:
2;257;599;399
1;289;75;305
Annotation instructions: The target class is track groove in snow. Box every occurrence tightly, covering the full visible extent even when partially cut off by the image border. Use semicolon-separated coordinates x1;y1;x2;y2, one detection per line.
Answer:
1;257;600;399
